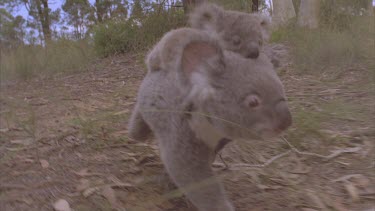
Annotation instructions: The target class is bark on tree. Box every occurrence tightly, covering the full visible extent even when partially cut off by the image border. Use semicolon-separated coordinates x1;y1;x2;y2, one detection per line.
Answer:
95;0;103;23
297;0;320;29
252;0;259;12
272;0;296;26
35;0;51;41
367;0;374;16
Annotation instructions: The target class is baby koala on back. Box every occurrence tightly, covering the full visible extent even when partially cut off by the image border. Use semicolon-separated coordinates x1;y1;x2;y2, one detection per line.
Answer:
189;3;271;59
146;3;272;72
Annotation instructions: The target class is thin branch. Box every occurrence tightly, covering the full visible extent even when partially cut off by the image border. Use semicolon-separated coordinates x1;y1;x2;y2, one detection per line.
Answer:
282;137;361;161
213;150;291;170
232;150;292;168
332;174;364;183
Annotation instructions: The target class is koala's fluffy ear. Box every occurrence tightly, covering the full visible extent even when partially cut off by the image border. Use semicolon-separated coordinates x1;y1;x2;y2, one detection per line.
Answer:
189;3;224;31
153;28;224;101
180;40;224;101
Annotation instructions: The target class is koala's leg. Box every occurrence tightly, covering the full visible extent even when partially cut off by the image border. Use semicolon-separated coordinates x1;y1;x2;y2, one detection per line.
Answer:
159;134;234;211
127;105;153;141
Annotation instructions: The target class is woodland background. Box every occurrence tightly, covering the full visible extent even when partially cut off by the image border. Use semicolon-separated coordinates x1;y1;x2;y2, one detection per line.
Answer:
1;0;373;80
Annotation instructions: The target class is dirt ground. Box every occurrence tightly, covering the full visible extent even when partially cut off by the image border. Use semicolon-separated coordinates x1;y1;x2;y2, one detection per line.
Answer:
0;54;374;211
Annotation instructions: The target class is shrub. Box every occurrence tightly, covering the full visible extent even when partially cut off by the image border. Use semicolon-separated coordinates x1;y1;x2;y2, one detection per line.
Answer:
93;8;186;57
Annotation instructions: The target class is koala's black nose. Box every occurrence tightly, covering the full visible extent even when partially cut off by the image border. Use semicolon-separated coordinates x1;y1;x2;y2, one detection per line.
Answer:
247;49;259;58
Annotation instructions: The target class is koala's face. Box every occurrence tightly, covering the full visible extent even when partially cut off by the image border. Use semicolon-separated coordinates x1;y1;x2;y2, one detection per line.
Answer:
159;28;290;141
219;18;263;58
189;4;270;59
218;13;269;59
197;52;292;140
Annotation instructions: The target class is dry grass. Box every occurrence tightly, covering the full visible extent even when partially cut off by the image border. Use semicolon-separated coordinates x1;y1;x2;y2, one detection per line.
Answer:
0;39;95;81
271;16;374;73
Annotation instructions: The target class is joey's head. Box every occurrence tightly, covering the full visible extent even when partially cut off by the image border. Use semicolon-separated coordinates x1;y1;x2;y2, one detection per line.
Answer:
189;3;270;59
219;12;270;59
160;28;291;140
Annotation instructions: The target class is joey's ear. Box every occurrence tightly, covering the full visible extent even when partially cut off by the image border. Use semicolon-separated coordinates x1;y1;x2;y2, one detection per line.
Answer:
189;3;224;31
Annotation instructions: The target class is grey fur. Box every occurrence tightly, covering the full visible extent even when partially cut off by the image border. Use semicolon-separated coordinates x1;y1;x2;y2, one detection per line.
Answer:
144;3;285;75
128;28;292;210
189;3;271;59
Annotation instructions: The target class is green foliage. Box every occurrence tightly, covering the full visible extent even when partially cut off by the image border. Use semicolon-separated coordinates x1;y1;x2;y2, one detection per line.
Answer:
0;8;26;49
95;0;129;22
62;0;92;39
93;8;186;56
0;39;94;81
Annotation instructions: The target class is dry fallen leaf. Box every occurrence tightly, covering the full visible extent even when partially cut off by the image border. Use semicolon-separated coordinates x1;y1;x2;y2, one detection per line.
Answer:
24;158;34;163
108;175;134;188
344;182;360;202
53;199;72;211
101;185;118;208
0;128;9;133
10;138;34;146
40;159;49;168
74;168;89;177
83;187;101;197
306;190;327;210
76;179;90;192
113;110;129;115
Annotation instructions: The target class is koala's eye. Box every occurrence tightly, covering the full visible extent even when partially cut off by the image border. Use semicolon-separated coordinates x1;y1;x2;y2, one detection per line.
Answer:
232;36;241;46
245;95;261;108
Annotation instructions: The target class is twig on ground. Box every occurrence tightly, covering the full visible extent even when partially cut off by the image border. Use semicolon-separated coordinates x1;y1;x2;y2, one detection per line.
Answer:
232;150;292;168
213;150;291;170
331;174;364;183
217;153;229;169
282;137;361;161
97;144;130;149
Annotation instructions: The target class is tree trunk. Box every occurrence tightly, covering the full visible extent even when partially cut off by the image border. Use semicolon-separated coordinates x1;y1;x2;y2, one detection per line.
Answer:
252;0;259;12
182;0;204;13
272;0;296;26
297;0;320;29
35;0;51;42
95;0;103;23
367;0;373;16
40;0;51;40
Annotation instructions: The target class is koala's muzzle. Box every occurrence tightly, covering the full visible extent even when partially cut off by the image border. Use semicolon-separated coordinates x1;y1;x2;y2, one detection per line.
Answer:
275;102;292;132
246;43;260;58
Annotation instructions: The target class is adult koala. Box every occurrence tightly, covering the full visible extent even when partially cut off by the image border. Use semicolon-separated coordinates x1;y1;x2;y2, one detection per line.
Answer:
128;28;292;211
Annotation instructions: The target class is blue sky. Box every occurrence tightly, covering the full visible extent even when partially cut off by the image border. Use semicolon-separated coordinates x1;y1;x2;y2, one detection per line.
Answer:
14;0;96;17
